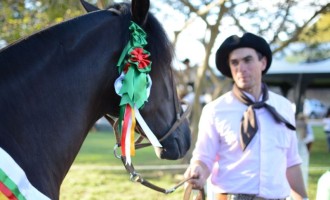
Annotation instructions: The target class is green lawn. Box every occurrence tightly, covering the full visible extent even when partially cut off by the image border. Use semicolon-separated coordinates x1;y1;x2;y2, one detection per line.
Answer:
60;131;186;200
308;126;330;199
60;126;329;199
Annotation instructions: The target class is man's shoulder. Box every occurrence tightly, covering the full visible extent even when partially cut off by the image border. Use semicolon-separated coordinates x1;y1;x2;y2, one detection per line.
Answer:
268;91;294;113
211;91;234;104
268;91;291;104
203;91;239;111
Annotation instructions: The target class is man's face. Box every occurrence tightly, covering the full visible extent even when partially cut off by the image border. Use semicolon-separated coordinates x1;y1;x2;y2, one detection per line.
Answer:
228;47;267;92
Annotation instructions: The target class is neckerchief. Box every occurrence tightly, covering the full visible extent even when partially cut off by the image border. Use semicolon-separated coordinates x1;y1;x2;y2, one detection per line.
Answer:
232;83;296;151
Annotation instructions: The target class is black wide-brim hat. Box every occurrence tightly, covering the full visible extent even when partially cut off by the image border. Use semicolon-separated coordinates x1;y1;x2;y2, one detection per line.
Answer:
215;32;272;78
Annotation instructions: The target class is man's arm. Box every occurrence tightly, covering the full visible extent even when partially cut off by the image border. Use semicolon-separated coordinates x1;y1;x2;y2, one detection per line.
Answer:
286;164;308;200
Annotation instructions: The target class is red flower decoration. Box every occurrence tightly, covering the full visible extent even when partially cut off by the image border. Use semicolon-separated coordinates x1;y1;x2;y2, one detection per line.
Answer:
129;48;151;70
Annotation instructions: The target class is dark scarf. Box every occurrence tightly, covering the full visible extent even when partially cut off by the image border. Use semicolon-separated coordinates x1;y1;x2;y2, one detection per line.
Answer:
232;83;296;151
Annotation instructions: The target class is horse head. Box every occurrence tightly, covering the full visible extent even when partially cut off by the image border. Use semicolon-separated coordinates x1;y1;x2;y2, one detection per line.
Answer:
81;0;191;160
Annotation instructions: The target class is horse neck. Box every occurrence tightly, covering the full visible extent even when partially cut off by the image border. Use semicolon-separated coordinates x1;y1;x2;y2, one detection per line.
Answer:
0;10;124;198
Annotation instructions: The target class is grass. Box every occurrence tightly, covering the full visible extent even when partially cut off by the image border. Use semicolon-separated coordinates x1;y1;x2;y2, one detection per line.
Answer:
307;126;329;199
60;131;186;200
60;169;185;200
60;126;329;199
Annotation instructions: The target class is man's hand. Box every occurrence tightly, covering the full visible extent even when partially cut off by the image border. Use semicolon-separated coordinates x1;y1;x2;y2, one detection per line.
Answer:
184;160;210;190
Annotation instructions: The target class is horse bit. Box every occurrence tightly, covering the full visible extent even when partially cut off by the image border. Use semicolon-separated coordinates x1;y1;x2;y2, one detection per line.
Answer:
104;97;199;193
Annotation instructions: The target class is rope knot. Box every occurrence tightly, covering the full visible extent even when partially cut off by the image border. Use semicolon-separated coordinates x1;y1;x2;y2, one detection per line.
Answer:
252;101;266;109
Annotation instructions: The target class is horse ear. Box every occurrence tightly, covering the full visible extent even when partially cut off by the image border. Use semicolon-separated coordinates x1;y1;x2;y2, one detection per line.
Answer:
131;0;150;25
80;0;100;12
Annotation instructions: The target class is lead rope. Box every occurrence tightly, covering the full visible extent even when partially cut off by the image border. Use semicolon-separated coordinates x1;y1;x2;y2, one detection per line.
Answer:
104;113;205;199
104;109;205;199
104;114;197;195
183;184;206;200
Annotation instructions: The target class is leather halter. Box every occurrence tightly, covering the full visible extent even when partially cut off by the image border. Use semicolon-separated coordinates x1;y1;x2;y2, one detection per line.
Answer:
104;69;194;194
104;101;191;194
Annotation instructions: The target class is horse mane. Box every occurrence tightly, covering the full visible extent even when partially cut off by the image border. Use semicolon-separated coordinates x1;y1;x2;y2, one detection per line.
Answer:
143;10;174;71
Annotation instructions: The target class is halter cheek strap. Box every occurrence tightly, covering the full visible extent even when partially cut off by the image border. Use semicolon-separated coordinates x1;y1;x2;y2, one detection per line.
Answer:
109;20;194;197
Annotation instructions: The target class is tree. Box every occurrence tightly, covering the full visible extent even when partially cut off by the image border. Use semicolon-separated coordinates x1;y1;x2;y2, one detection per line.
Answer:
294;13;330;62
154;0;330;161
300;13;330;44
0;0;117;46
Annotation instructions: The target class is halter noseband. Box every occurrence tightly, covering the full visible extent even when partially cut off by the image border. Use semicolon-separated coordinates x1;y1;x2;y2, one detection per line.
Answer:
104;96;191;194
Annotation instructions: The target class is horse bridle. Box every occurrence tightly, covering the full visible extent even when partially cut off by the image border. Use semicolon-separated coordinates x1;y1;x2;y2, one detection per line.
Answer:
104;69;196;195
103;8;203;197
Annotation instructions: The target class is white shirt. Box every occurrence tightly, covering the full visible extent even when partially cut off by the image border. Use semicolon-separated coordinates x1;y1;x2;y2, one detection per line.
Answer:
191;90;302;199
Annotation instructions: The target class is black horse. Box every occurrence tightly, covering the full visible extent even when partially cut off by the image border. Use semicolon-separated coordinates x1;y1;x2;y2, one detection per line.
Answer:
0;0;191;199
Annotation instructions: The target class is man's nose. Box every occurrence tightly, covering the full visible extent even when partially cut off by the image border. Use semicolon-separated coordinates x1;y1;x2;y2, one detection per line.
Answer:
237;62;246;72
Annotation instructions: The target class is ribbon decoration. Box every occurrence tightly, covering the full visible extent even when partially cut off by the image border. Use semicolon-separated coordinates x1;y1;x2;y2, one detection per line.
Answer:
114;21;162;165
0;147;50;200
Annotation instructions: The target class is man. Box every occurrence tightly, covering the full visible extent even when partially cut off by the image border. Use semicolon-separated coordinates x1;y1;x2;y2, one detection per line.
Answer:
184;33;308;200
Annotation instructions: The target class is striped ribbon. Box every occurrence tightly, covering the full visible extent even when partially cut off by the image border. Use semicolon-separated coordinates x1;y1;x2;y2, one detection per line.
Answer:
0;147;50;200
121;104;136;165
114;21;163;165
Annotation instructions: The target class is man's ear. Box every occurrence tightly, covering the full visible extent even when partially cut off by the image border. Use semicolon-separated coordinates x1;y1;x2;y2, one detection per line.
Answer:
261;56;267;71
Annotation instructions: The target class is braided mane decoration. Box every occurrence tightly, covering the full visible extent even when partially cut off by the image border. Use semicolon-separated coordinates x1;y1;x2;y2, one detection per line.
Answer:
114;21;162;165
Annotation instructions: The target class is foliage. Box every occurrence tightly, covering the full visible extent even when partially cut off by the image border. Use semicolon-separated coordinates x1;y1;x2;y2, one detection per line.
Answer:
0;0;84;46
300;13;330;44
293;13;330;62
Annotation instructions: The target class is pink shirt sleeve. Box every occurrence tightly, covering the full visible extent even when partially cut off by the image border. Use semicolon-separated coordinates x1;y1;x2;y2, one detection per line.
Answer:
191;104;220;171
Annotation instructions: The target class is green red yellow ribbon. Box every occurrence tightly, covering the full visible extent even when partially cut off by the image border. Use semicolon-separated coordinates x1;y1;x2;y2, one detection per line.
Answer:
115;21;152;165
0;169;24;200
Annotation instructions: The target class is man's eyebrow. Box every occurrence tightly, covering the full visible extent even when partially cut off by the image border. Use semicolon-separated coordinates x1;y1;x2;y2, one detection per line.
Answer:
242;55;253;60
229;55;253;62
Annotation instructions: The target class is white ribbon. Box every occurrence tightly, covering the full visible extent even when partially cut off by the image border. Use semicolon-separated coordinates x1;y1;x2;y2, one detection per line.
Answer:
114;72;152;98
114;72;162;149
134;106;163;148
124;113;133;165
